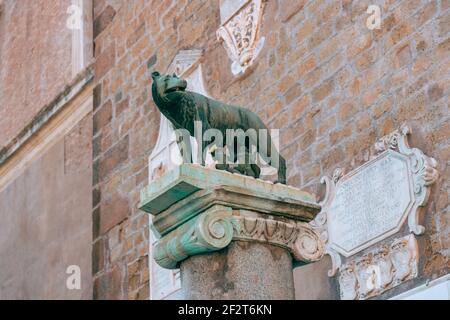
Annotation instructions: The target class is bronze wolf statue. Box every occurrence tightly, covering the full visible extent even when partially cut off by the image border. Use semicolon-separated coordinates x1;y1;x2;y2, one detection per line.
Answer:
151;71;286;184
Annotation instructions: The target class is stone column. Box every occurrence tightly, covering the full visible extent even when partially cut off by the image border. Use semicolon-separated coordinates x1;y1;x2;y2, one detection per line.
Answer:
139;164;324;300
181;241;295;299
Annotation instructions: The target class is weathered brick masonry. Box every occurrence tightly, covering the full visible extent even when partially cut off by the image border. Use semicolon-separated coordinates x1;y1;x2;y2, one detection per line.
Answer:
0;0;73;147
0;0;93;299
91;0;449;299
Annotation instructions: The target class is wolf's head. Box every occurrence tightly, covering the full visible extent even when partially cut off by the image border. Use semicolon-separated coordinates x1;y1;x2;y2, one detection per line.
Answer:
151;71;188;105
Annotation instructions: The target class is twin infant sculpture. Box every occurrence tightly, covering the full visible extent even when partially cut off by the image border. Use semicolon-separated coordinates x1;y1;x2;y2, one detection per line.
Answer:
151;71;286;184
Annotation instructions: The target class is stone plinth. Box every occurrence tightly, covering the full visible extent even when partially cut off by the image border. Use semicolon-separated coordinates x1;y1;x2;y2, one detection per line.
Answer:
139;164;324;300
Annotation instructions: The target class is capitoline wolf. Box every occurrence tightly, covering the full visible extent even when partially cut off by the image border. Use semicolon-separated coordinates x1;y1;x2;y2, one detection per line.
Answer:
151;71;287;184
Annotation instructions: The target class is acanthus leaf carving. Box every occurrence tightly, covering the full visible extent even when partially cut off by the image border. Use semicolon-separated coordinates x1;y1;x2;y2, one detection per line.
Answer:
233;214;324;263
355;256;375;298
166;49;204;77
217;0;266;75
372;247;394;289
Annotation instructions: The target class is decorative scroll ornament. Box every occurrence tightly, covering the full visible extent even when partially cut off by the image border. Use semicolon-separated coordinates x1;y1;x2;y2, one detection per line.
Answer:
233;214;324;263
217;0;266;75
154;208;325;270
310;124;438;277
339;235;418;300
309;171;342;276
153;205;235;269
293;223;325;262
373;124;439;235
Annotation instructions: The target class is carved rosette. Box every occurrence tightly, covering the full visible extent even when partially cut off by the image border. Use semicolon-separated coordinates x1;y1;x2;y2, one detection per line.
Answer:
339;235;418;300
217;0;266;75
310;123;438;278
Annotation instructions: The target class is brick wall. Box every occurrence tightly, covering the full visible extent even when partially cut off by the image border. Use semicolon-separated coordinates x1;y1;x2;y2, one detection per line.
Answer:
0;0;94;299
92;0;449;299
0;0;73;147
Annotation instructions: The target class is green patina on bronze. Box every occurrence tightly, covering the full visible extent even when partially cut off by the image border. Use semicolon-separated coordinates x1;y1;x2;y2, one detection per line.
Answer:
151;71;287;184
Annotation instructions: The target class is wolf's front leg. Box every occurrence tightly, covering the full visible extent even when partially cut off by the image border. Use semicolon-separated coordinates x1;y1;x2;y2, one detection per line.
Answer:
275;156;287;184
175;129;193;164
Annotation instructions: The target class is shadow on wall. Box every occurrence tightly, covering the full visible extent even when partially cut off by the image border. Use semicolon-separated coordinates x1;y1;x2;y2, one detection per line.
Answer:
294;256;339;300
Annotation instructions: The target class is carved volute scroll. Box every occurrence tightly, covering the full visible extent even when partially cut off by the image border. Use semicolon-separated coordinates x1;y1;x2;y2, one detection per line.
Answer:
217;0;266;75
153;210;325;270
153;205;235;269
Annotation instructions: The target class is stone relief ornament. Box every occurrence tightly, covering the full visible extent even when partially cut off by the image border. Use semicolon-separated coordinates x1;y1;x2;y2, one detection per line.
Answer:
339;264;358;300
233;213;324;263
153;205;235;269
217;0;266;75
372;248;394;289
355;256;375;297
310;124;438;277
373;124;439;235
167;49;205;77
154;208;325;270
338;235;418;300
391;236;417;281
293;222;325;262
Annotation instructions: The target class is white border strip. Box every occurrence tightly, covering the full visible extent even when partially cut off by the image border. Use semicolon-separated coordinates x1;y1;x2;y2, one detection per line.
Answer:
390;274;450;300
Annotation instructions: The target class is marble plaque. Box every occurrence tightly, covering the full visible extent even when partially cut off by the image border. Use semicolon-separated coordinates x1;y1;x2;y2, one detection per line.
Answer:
328;150;414;257
310;124;439;277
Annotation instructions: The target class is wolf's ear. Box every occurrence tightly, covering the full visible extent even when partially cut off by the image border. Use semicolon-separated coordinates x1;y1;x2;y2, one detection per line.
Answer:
151;71;161;80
